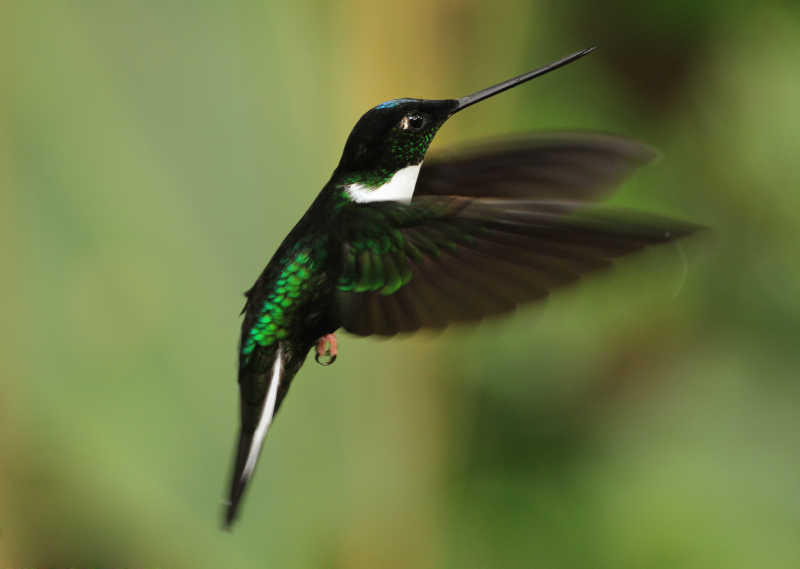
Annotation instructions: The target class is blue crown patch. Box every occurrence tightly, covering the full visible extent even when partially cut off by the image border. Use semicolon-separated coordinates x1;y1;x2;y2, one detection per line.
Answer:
375;98;415;110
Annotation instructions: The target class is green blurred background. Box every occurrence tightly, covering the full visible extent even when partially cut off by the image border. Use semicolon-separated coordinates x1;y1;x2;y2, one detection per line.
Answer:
4;1;800;567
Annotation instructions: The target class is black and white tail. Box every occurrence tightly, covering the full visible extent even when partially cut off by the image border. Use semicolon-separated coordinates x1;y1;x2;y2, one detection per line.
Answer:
224;343;295;528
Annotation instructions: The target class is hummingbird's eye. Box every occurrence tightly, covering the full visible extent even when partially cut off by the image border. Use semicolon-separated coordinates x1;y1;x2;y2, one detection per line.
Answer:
400;114;426;131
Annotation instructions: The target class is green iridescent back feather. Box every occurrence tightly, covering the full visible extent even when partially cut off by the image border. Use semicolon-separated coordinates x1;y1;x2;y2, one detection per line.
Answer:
241;238;329;363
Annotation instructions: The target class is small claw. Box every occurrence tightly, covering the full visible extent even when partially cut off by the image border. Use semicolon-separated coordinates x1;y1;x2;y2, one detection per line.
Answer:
315;352;337;366
315;333;338;366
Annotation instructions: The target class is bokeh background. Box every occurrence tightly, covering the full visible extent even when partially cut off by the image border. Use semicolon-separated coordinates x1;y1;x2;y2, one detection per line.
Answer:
4;1;800;567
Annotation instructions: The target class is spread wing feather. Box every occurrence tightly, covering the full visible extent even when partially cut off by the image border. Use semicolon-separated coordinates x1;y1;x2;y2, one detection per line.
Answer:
414;132;658;202
333;196;700;337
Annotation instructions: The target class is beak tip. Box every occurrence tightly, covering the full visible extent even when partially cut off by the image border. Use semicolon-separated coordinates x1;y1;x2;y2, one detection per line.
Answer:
453;47;597;114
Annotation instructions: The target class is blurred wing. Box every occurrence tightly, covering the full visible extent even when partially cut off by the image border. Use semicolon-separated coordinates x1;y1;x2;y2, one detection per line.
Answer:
415;132;657;201
334;198;700;336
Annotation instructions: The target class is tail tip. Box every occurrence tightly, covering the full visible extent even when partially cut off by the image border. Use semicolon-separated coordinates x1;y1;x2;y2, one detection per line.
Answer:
222;499;238;530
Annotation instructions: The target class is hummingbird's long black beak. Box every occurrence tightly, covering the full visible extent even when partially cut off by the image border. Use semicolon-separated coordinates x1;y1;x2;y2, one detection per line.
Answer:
452;47;596;114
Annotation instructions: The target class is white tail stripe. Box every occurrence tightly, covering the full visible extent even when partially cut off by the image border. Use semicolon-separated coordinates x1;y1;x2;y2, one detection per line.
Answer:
241;344;282;481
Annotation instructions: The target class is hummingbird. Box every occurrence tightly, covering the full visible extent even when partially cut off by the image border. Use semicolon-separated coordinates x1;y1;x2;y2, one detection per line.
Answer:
223;47;699;527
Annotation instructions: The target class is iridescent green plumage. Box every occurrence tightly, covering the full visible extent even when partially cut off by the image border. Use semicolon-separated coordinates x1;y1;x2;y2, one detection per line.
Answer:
242;243;327;359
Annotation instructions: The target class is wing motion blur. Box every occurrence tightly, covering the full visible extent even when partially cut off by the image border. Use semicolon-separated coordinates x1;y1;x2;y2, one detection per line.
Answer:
333;133;699;336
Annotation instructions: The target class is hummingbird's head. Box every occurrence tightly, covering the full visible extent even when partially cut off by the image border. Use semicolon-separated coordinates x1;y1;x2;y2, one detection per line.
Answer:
334;98;458;202
333;47;596;204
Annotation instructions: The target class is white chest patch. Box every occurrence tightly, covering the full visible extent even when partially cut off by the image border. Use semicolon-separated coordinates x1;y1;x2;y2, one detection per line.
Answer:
345;163;422;204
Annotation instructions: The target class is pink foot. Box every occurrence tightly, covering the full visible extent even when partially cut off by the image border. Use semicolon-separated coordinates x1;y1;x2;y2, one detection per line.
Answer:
315;333;338;366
